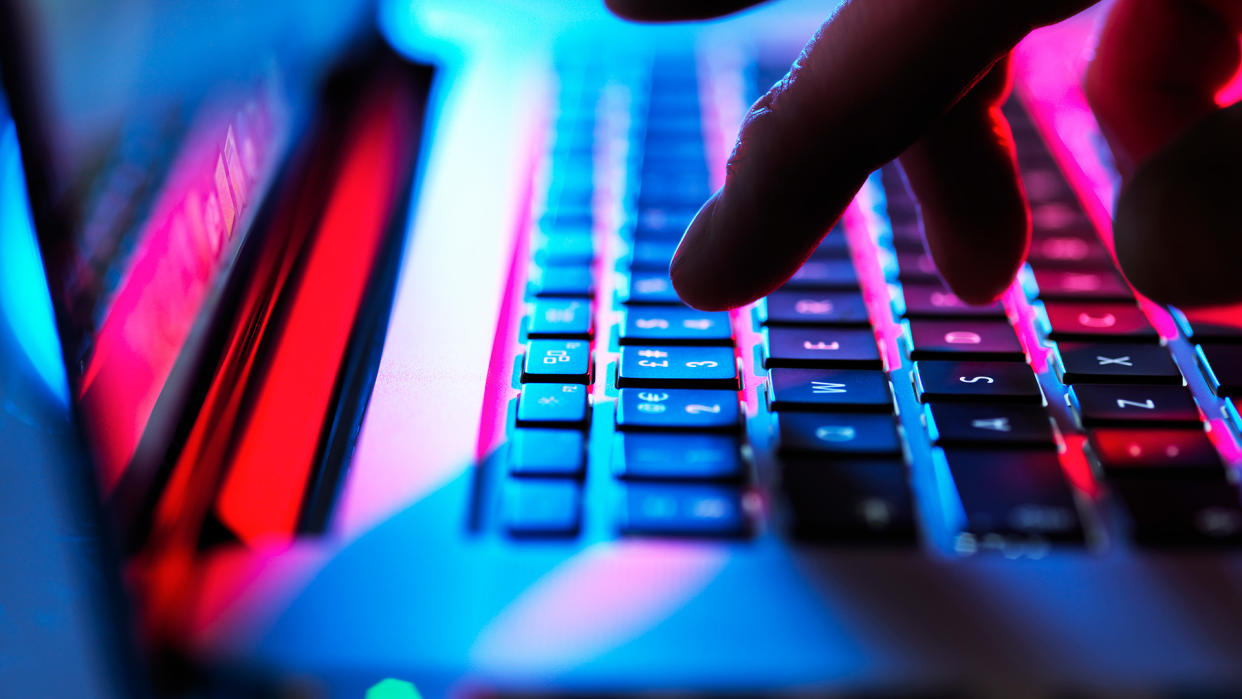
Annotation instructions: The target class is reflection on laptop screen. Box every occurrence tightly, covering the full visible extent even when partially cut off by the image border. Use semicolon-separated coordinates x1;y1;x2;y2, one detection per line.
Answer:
1;1;371;489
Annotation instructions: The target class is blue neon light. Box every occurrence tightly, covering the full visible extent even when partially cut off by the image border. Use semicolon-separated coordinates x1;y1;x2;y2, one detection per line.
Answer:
0;121;71;405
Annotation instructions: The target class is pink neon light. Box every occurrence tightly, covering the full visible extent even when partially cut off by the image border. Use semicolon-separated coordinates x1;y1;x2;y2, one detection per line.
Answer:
473;116;544;465
1014;14;1242;471
1215;37;1242;106
841;198;902;375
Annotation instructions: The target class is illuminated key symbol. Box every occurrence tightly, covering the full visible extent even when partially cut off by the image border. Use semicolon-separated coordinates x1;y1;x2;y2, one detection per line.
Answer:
685;360;719;368
959;375;994;384
638;349;668;358
635;277;669;293
562;385;580;393
682;318;713;330
1077;312;1116;328
1196;508;1242;536
1033;202;1077;228
636;402;666;414
1063;273;1102;291
795;299;833;315
1116;398;1155;410
812;381;847;394
944;331;982;344
635;317;669;329
971;417;1011;432
542;349;570;364
814;425;856;442
1097;355;1132;366
692;497;729;519
930;292;961;308
546;307;578;323
636;392;669;403
685;404;722;415
803;340;840;351
537;396;560;405
1041;236;1089;260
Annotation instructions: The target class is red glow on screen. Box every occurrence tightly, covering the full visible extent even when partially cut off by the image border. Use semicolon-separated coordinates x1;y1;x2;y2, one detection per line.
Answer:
215;84;413;543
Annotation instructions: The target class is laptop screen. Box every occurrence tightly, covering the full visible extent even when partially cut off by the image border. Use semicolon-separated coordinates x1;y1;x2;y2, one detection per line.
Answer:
1;1;372;488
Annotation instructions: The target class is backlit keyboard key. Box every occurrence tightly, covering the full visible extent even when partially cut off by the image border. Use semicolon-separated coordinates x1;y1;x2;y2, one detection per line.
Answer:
1069;384;1200;427
528;299;593;338
516;384;589;426
614;433;743;480
1087;428;1224;480
894;251;939;283
777;412;902;456
767;368;892;412
913;360;1042;403
782;258;859;290
900;284;1005;319
624;272;682;304
1053;342;1182;385
907;319;1024;360
1042;301;1157;342
615;388;740;431
509;429;586;477
782;458;916;544
759;290;869;326
1197;343;1242;397
617;346;737;389
628;239;678;270
504;480;581;537
926;403;1055;448
1112;480;1242;547
620;308;732;345
532;233;594;265
619;484;749;538
1030;267;1132;301
531;265;595;298
763;327;881;369
522;339;592;384
1026;234;1112;268
1030;201;1092;233
943;449;1084;544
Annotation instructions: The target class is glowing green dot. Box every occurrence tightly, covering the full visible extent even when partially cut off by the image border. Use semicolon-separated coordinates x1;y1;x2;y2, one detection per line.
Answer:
366;678;422;699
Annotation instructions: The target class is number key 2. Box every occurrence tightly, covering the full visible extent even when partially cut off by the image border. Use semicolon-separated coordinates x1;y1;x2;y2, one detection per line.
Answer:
615;388;740;431
618;346;738;389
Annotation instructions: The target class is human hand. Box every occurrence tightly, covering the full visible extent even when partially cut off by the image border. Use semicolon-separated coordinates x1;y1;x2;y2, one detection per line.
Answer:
606;0;1242;310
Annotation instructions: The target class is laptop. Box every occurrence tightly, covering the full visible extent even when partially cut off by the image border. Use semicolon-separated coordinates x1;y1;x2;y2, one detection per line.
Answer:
4;0;1242;696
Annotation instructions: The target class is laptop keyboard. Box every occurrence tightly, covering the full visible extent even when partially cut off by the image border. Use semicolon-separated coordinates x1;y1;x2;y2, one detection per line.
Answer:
481;53;1242;552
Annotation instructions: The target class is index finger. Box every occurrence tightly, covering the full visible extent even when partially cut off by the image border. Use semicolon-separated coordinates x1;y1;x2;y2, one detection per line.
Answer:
669;0;1093;310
